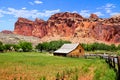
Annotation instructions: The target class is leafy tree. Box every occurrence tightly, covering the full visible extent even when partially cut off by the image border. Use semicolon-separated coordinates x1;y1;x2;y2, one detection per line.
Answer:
4;44;20;51
117;44;120;50
0;41;4;52
110;44;117;51
18;41;32;52
36;43;43;52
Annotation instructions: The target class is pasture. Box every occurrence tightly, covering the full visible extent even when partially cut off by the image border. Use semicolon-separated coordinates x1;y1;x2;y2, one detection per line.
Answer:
0;52;116;80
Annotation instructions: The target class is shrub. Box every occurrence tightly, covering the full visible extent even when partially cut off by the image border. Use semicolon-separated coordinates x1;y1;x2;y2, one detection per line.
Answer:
18;41;32;52
0;41;4;52
117;44;120;50
4;44;20;52
36;43;43;52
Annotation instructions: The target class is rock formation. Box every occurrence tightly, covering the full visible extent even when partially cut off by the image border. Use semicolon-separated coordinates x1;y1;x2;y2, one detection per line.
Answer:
13;12;120;44
1;30;13;34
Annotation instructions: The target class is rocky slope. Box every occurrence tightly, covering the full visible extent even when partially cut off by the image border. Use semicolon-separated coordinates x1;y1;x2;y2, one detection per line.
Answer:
0;32;40;46
14;12;120;44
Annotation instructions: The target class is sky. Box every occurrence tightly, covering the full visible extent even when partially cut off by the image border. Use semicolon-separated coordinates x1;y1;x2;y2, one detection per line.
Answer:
0;0;120;31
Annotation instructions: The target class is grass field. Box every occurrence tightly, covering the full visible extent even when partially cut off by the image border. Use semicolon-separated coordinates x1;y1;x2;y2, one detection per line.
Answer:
0;52;116;80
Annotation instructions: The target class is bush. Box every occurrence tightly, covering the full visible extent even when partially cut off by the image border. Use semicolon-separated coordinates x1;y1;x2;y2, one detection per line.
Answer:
117;44;120;50
0;41;4;52
18;41;32;52
36;43;43;52
4;44;20;51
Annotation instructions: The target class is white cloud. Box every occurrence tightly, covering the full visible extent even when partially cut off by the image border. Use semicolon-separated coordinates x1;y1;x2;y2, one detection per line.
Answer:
0;7;60;19
0;13;3;17
97;3;116;13
72;11;78;13
22;7;26;10
34;0;43;4
29;0;43;5
93;12;104;17
29;2;34;5
110;12;120;17
0;9;6;17
79;10;90;17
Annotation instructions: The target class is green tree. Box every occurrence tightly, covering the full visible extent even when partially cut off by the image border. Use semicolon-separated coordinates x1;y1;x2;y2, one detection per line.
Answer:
4;44;20;52
36;43;43;52
18;41;32;52
110;44;116;51
117;44;120;50
0;41;4;52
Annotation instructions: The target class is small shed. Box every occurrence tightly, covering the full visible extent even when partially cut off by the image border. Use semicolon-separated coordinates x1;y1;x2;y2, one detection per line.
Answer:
53;43;84;57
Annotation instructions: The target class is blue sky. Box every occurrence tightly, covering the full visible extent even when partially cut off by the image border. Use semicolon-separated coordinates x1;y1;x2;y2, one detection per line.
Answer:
0;0;120;31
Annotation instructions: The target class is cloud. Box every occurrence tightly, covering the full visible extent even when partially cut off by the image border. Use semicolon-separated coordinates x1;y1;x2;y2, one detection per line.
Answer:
0;9;6;17
0;7;60;19
97;3;116;13
79;10;104;17
0;13;3;17
22;7;26;10
110;12;120;17
93;12;104;17
29;0;43;5
29;2;34;5
72;11;78;13
79;10;90;17
34;0;43;4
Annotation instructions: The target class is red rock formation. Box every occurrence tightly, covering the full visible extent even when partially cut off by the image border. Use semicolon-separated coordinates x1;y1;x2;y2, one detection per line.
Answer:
1;30;13;34
90;14;98;18
14;12;120;43
14;17;34;36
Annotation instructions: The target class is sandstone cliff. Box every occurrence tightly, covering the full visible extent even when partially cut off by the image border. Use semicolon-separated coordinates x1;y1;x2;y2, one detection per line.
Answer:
14;12;120;44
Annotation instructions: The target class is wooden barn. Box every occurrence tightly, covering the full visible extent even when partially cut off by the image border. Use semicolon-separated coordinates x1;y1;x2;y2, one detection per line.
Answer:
53;43;84;57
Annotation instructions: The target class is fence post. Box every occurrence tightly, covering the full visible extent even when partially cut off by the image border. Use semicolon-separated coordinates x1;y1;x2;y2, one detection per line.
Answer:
117;56;120;78
113;57;115;68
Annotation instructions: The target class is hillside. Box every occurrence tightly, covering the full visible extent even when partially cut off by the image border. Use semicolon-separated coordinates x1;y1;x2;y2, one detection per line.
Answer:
0;32;40;46
13;12;120;44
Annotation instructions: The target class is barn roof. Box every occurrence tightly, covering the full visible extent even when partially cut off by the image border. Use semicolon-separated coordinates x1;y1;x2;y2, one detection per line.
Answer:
54;43;79;54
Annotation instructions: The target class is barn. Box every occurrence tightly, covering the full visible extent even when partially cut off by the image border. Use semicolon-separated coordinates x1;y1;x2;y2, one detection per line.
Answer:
53;43;84;57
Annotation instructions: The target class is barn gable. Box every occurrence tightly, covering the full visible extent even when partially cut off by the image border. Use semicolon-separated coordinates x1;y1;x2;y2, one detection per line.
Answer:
54;43;84;57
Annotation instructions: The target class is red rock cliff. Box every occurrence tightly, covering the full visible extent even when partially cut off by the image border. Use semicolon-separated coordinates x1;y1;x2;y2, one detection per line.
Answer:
14;12;120;43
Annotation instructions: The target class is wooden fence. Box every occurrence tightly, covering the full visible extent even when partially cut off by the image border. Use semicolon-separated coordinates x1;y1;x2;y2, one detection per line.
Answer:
84;53;120;79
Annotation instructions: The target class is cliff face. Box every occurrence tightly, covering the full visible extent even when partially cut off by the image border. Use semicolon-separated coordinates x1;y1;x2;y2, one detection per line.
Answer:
14;12;120;43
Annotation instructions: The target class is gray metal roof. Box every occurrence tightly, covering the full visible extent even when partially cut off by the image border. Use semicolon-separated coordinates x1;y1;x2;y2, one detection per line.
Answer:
54;43;79;54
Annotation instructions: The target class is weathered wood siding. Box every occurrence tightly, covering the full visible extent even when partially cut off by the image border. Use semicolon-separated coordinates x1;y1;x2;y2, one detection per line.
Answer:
67;44;84;57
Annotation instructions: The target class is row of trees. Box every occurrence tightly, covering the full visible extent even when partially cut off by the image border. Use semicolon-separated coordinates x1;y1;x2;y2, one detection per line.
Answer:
1;40;120;53
81;43;120;51
36;40;71;52
0;41;32;52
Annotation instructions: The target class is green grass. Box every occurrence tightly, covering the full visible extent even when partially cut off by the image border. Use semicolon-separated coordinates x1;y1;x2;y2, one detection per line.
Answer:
0;52;116;80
